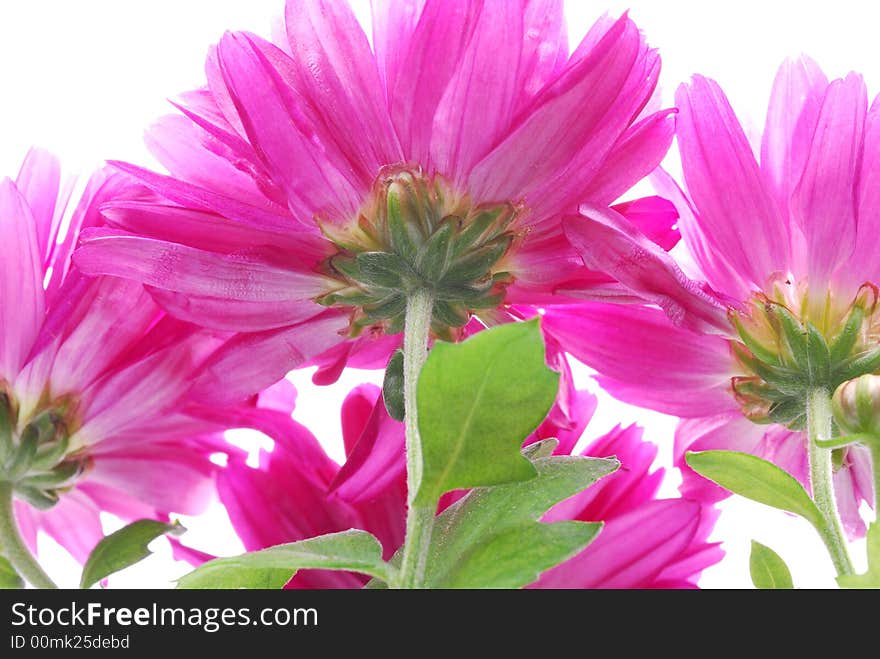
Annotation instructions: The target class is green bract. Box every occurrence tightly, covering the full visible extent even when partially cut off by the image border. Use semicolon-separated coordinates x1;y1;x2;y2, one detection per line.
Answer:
749;541;794;589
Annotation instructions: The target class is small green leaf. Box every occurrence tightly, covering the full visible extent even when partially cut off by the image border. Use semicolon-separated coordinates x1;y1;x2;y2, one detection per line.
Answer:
414;319;559;505
424;453;619;588
685;450;825;529
382;350;405;421
749;540;794;589
442;521;602;589
837;522;880;588
0;556;24;589
177;530;393;589
80;519;184;589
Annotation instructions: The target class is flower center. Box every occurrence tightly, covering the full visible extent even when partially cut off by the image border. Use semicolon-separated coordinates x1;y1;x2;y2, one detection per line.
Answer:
729;280;880;428
0;387;88;510
317;166;521;338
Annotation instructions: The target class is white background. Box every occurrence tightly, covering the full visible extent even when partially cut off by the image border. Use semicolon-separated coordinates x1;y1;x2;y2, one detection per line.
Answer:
1;0;876;588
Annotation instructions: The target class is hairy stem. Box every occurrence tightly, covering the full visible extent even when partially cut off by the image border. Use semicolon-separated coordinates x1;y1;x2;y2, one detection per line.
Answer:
397;289;435;589
0;481;56;588
806;388;855;577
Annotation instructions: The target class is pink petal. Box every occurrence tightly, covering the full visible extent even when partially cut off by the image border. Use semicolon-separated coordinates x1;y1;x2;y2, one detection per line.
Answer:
469;15;643;207
833;445;873;539
580;110;676;206
791;73;866;287
611;195;680;252
26;489;104;564
429;2;524;185
108;160;292;233
190;311;350;406
542;302;736;417
284;0;401;179
515;0;568;107
340;384;382;457
330;393;407;503
534;499;702;588
87;442;215;515
852;93;880;284
385;0;482;165
0;179;45;382
676;76;789;288
371;0;426;96
564;203;730;333
650;167;751;299
101;200;330;267
14;148;64;264
216;32;362;222
761;56;829;218
74;227;331;309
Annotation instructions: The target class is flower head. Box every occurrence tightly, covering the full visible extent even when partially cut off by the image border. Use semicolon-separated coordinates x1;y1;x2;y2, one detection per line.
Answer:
545;57;880;536
1;150;231;563
73;0;675;402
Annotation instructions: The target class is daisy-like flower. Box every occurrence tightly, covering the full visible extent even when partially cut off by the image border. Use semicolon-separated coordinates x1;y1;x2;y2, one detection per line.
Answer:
0;150;232;583
73;0;675;404
218;375;721;589
544;57;880;537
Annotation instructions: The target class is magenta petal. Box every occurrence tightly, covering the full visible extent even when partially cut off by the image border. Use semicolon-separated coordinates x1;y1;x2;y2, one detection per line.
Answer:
852;94;880;284
190;311;350;406
582;110;676;206
676;76;789;288
429;2;523;185
371;0;426;95
612;195;680;251
761;56;829;217
564;204;730;333
14;148;63;263
74;228;330;308
217;32;362;221
791;73;866;287
27;490;104;564
515;0;568;107
340;384;381;458
330;395;406;503
535;499;702;588
284;0;400;178
470;15;641;205
0;179;45;381
542;302;736;417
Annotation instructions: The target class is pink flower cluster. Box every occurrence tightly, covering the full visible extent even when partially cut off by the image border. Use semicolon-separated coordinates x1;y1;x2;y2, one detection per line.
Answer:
7;0;874;589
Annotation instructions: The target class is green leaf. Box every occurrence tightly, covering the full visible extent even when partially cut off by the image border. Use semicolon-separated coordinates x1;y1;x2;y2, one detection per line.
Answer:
382;350;406;421
685;450;825;529
749;540;794;589
80;519;184;589
837;522;880;588
414;319;559;505
424;453;619;588
0;556;24;589
177;530;393;589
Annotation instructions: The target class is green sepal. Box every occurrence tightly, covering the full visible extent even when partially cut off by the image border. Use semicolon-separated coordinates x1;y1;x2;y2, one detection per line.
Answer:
382;350;406;421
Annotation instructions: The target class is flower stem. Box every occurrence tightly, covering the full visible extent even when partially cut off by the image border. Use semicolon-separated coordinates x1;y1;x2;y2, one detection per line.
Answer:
0;481;56;588
805;388;855;577
397;289;435;589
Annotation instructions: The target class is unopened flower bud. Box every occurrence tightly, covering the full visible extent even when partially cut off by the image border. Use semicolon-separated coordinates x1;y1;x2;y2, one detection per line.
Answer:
832;374;880;437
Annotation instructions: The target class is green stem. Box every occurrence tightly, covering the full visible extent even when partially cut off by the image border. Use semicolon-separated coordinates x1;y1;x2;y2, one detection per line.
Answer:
805;388;855;577
0;481;56;588
397;289;435;589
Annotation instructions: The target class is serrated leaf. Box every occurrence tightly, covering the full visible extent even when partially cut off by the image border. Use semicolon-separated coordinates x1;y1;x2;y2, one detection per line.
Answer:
177;530;393;589
0;556;23;589
424;453;619;588
837;522;880;588
686;451;824;529
80;519;184;589
749;540;794;589
414;319;559;505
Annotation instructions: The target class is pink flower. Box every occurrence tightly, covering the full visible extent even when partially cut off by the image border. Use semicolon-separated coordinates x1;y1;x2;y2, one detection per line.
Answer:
544;57;879;537
73;0;675;404
218;376;721;589
1;150;231;564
